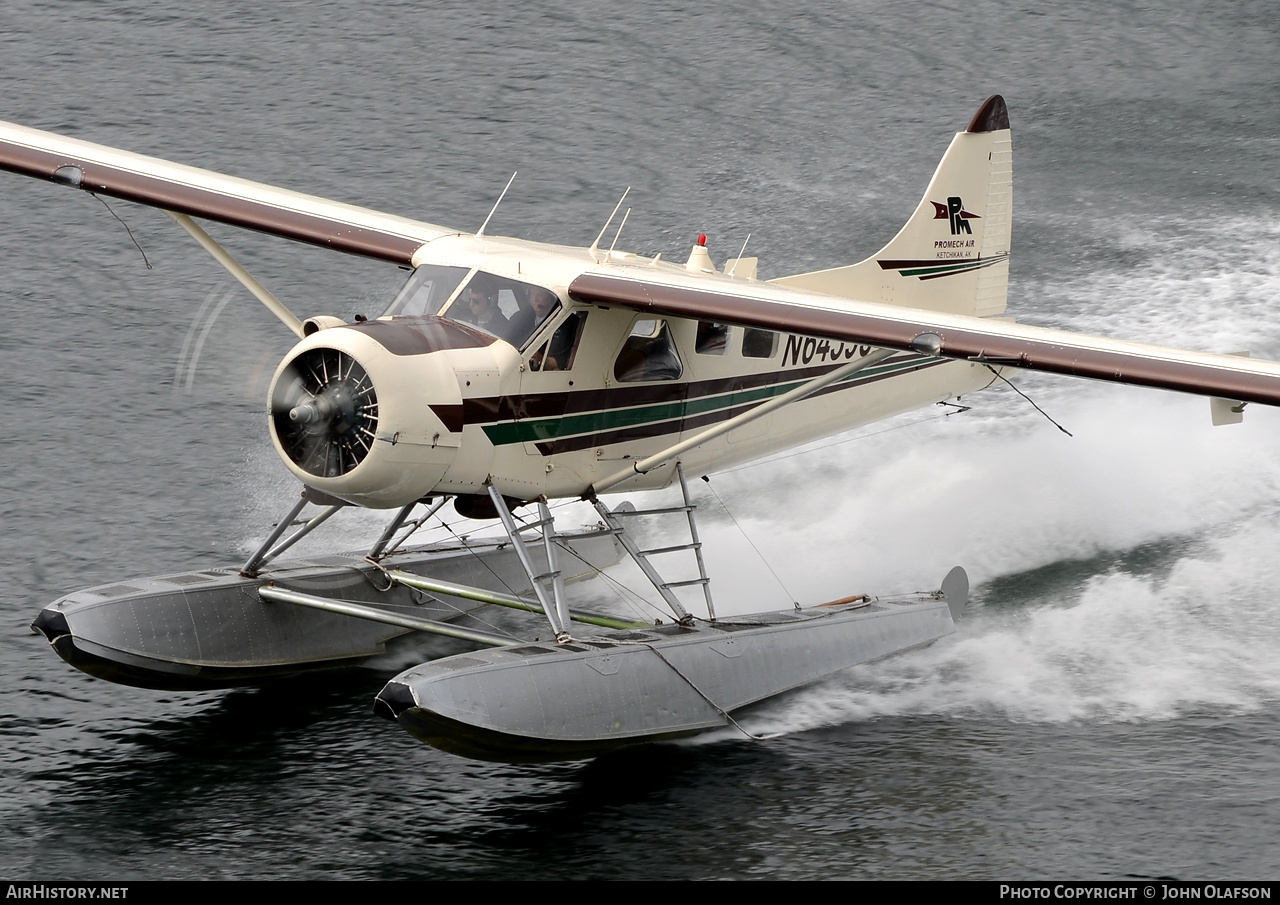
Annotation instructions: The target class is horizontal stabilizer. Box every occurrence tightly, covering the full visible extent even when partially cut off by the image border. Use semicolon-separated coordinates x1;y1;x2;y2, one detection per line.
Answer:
1209;352;1251;424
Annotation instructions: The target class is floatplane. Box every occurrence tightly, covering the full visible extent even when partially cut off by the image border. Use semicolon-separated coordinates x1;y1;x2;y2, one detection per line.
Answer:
5;96;1278;762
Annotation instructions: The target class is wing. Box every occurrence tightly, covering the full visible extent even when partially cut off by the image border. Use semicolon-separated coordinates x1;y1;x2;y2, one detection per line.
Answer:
568;269;1280;408
0;120;455;265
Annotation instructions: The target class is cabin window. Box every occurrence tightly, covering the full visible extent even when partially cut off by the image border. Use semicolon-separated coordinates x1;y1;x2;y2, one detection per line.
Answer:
530;311;587;372
695;321;729;355
742;328;777;359
383;264;471;317
614;319;683;382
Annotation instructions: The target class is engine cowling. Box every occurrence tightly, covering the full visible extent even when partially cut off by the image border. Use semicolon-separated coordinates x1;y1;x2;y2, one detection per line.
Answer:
268;321;466;508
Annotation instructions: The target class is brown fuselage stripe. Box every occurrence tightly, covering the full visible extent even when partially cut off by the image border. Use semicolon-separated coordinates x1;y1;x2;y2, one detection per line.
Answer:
0;139;425;264
531;357;945;455
427;351;923;434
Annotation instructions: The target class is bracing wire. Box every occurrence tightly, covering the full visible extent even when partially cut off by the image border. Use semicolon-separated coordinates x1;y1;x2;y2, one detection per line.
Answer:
983;364;1073;437
700;476;796;606
90;192;153;269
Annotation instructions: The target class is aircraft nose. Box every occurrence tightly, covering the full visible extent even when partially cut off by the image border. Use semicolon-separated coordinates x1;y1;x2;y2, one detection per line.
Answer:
268;325;466;507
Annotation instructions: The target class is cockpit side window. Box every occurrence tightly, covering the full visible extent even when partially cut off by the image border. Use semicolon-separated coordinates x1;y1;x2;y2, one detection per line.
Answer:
614;319;683;382
530;311;587;372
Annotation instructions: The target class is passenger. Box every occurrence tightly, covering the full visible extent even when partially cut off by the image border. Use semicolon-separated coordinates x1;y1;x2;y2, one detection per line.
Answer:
506;286;560;346
614;321;681;381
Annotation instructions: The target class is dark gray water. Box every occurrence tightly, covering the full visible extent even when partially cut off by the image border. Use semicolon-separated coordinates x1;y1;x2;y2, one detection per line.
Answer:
3;0;1280;880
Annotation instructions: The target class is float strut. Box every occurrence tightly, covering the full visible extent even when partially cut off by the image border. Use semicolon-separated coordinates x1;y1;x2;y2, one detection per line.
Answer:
486;485;569;640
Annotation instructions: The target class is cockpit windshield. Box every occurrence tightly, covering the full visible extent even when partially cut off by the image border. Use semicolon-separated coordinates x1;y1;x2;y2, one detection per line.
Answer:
383;265;561;349
382;264;471;318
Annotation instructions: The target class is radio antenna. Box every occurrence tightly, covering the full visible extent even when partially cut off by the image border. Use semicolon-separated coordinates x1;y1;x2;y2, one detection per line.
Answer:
726;232;752;276
476;171;517;237
589;187;631;260
605;208;632;261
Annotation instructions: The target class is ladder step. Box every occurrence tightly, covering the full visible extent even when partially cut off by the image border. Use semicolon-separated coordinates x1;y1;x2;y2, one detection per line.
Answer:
533;571;562;583
639;543;701;556
662;578;711;589
549;527;619;540
609;504;695;517
513;518;554;533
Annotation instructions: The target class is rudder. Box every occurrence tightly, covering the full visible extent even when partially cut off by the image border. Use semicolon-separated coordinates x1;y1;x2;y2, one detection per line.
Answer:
772;95;1012;317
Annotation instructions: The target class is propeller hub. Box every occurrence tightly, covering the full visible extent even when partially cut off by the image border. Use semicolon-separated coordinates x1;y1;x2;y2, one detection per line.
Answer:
288;395;330;425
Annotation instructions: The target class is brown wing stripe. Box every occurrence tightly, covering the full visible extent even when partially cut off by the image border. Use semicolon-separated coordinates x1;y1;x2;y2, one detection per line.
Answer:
0;139;423;264
568;272;1280;408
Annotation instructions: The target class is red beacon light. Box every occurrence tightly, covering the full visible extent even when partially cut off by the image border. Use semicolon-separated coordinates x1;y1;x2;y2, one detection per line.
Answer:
686;233;716;273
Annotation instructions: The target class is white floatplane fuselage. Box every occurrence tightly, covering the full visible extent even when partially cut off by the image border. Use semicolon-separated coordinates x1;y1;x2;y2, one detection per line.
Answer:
271;231;996;510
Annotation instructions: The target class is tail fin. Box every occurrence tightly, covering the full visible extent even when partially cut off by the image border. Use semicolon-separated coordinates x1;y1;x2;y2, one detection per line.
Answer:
772;95;1012;317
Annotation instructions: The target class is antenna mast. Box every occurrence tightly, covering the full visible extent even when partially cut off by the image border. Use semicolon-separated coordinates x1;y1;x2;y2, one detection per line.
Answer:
476;171;517;237
605;208;632;261
726;233;752;276
589;187;631;261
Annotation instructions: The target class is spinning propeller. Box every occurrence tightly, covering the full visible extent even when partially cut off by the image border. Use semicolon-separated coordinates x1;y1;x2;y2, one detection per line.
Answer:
271;346;379;478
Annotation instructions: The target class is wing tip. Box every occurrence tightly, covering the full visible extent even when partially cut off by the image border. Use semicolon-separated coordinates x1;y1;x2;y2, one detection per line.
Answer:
965;95;1010;133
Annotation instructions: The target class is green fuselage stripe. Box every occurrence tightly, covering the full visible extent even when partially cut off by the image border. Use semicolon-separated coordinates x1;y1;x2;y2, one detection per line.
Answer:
480;356;930;446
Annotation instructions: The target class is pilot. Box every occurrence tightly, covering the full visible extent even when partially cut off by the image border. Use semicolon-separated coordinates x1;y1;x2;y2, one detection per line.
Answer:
506;286;560;347
464;276;508;336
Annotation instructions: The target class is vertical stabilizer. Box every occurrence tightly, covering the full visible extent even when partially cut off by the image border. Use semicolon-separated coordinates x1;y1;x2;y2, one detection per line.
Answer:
772;95;1012;317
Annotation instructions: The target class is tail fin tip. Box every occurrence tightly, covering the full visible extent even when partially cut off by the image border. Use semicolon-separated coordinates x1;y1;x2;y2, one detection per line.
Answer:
966;95;1009;133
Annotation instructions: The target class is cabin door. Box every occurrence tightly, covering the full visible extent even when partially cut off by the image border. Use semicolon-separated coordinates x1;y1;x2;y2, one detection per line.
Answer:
516;309;591;458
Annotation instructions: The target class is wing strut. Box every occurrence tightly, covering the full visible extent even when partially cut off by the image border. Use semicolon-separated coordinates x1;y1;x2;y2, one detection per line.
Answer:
590;347;895;494
166;211;304;337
